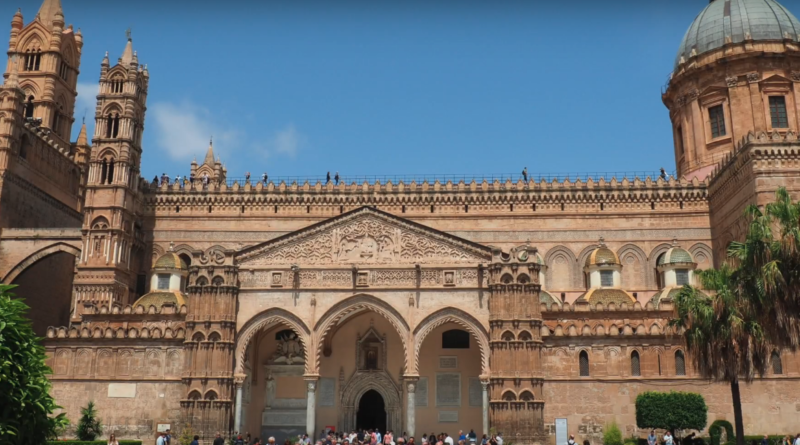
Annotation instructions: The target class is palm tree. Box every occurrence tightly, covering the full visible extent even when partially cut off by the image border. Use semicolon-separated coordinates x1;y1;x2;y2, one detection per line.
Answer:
728;187;800;350
671;265;770;445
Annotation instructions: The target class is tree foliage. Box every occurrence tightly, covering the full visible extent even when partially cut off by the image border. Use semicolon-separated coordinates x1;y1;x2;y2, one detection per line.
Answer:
178;424;195;445
708;420;734;445
603;421;623;445
76;401;103;441
635;391;708;432
0;285;68;445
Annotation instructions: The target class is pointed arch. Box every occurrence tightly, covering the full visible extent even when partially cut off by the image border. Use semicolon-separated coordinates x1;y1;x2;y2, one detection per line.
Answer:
617;243;648;289
543;245;577;291
235;307;312;375
314;294;410;375
411;307;490;376
2;242;80;284
688;242;713;270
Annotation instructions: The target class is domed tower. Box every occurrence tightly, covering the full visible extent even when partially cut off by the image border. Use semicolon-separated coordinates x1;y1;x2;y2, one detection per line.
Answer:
663;0;800;180
132;251;189;309
576;239;637;307
649;241;699;309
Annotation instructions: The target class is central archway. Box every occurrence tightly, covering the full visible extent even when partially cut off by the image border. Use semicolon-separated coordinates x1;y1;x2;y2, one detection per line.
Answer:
340;370;402;434
357;390;387;432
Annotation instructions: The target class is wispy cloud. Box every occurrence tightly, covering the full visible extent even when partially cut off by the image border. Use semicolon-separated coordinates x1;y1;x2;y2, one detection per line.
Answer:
269;124;304;158
150;101;238;161
150;101;305;163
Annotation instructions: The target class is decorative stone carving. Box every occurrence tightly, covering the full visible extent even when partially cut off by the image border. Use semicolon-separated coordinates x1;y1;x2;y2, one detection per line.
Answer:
747;72;760;83
726;76;738;87
236;209;491;266
791;71;800;82
270;331;305;365
199;248;225;265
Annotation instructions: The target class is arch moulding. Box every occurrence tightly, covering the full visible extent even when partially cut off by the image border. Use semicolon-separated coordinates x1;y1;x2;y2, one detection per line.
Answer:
411;307;490;376
235;308;313;375
3;242;81;284
313;294;410;375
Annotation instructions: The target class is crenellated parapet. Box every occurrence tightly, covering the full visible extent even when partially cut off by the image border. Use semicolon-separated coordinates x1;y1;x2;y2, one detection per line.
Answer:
142;175;708;216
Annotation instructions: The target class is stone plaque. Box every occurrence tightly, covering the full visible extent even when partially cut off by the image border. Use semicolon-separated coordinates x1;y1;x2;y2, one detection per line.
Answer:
415;377;428;407
157;424;171;433
319;377;336;407
107;383;136;398
263;410;306;426
439;356;458;369
469;377;482;407
438;411;459;423
436;373;461;406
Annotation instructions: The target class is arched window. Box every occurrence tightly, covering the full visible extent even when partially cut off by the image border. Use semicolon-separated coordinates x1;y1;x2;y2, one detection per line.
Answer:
100;159;108;184
179;253;192;268
107;159;115;184
579;350;589;376
24;49;42;71
675;350;686;376
655;253;666;289
442;329;470;349
772;351;783;375
631;351;641;376
25;96;35;119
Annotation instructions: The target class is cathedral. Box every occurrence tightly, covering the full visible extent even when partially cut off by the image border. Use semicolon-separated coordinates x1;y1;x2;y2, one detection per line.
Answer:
2;0;800;444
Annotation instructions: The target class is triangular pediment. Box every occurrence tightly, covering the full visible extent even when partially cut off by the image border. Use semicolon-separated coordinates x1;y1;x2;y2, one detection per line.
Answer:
236;207;491;266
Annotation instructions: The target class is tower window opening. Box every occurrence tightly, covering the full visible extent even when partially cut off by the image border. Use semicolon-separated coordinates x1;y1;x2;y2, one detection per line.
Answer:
112;115;120;138
680;201;684;209
401;205;406;213
465;204;469;213
274;205;278;213
708;105;726;138
306;205;310;214
561;203;565;211
533;203;537;211
769;96;789;128
340;205;344;213
241;205;245;214
676;126;684;155
52;112;61;136
510;203;514;212
106;116;113;138
176;206;180;213
600;202;604;211
579;350;590;376
676;269;690;286
430;205;434;213
651;202;655;210
59;61;69;81
100;159;108;184
24;50;41;71
600;270;614;287
208;206;212;213
657;355;662;375
25;96;34;119
157;274;170;290
107;160;115;184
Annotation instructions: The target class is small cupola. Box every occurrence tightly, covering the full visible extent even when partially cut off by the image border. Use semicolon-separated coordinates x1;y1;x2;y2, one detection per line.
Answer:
650;240;698;308
577;238;636;306
132;244;189;309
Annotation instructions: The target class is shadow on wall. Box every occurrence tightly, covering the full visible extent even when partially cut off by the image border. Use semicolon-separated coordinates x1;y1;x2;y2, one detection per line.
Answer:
12;251;76;337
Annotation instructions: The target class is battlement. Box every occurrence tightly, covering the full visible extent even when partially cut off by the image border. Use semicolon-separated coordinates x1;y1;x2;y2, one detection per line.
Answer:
142;172;709;215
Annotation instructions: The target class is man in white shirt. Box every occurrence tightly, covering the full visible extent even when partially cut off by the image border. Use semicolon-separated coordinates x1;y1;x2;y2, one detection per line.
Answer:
792;435;799;445
156;433;166;445
444;435;454;445
495;434;503;445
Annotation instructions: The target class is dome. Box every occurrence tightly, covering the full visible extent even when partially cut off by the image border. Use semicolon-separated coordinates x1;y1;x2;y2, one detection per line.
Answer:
675;0;800;70
154;252;188;271
576;288;637;306
657;246;694;266
650;287;706;309
133;290;187;308
540;290;561;307
585;245;620;267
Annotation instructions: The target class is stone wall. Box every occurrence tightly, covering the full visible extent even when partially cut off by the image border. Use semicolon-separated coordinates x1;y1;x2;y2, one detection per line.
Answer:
543;379;800;444
51;381;185;444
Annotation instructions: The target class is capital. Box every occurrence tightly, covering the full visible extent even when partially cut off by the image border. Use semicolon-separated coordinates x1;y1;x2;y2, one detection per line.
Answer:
233;373;247;387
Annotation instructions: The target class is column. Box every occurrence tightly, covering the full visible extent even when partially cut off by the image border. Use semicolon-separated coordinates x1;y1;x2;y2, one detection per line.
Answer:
306;379;318;438
481;379;490;436
234;375;245;434
405;378;418;438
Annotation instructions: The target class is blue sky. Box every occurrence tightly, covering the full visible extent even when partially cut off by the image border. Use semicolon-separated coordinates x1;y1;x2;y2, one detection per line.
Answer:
10;0;800;181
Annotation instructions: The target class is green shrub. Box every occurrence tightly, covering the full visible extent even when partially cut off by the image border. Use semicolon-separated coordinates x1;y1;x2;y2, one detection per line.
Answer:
709;420;734;445
603;421;623;445
46;441;142;445
76;401;103;441
635;391;708;433
0;285;69;445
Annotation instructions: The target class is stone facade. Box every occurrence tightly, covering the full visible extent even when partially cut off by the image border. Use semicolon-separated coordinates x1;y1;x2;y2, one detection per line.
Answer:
2;1;800;445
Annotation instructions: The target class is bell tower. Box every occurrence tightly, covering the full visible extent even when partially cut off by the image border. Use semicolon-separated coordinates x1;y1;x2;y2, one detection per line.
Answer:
4;0;83;148
70;33;149;321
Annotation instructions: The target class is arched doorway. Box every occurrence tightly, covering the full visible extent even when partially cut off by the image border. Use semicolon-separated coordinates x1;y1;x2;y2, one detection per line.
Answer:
357;390;386;432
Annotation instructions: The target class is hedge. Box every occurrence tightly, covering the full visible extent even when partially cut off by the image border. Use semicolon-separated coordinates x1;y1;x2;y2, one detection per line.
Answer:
47;441;142;445
709;420;735;445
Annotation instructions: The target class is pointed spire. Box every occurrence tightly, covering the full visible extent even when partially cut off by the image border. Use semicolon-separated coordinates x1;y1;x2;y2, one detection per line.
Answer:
36;0;63;26
76;121;88;146
12;9;23;30
120;29;134;65
203;139;215;166
101;51;109;67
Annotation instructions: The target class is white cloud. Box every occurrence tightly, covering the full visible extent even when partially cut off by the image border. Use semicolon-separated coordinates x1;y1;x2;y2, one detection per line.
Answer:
269;124;304;158
150;101;238;161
